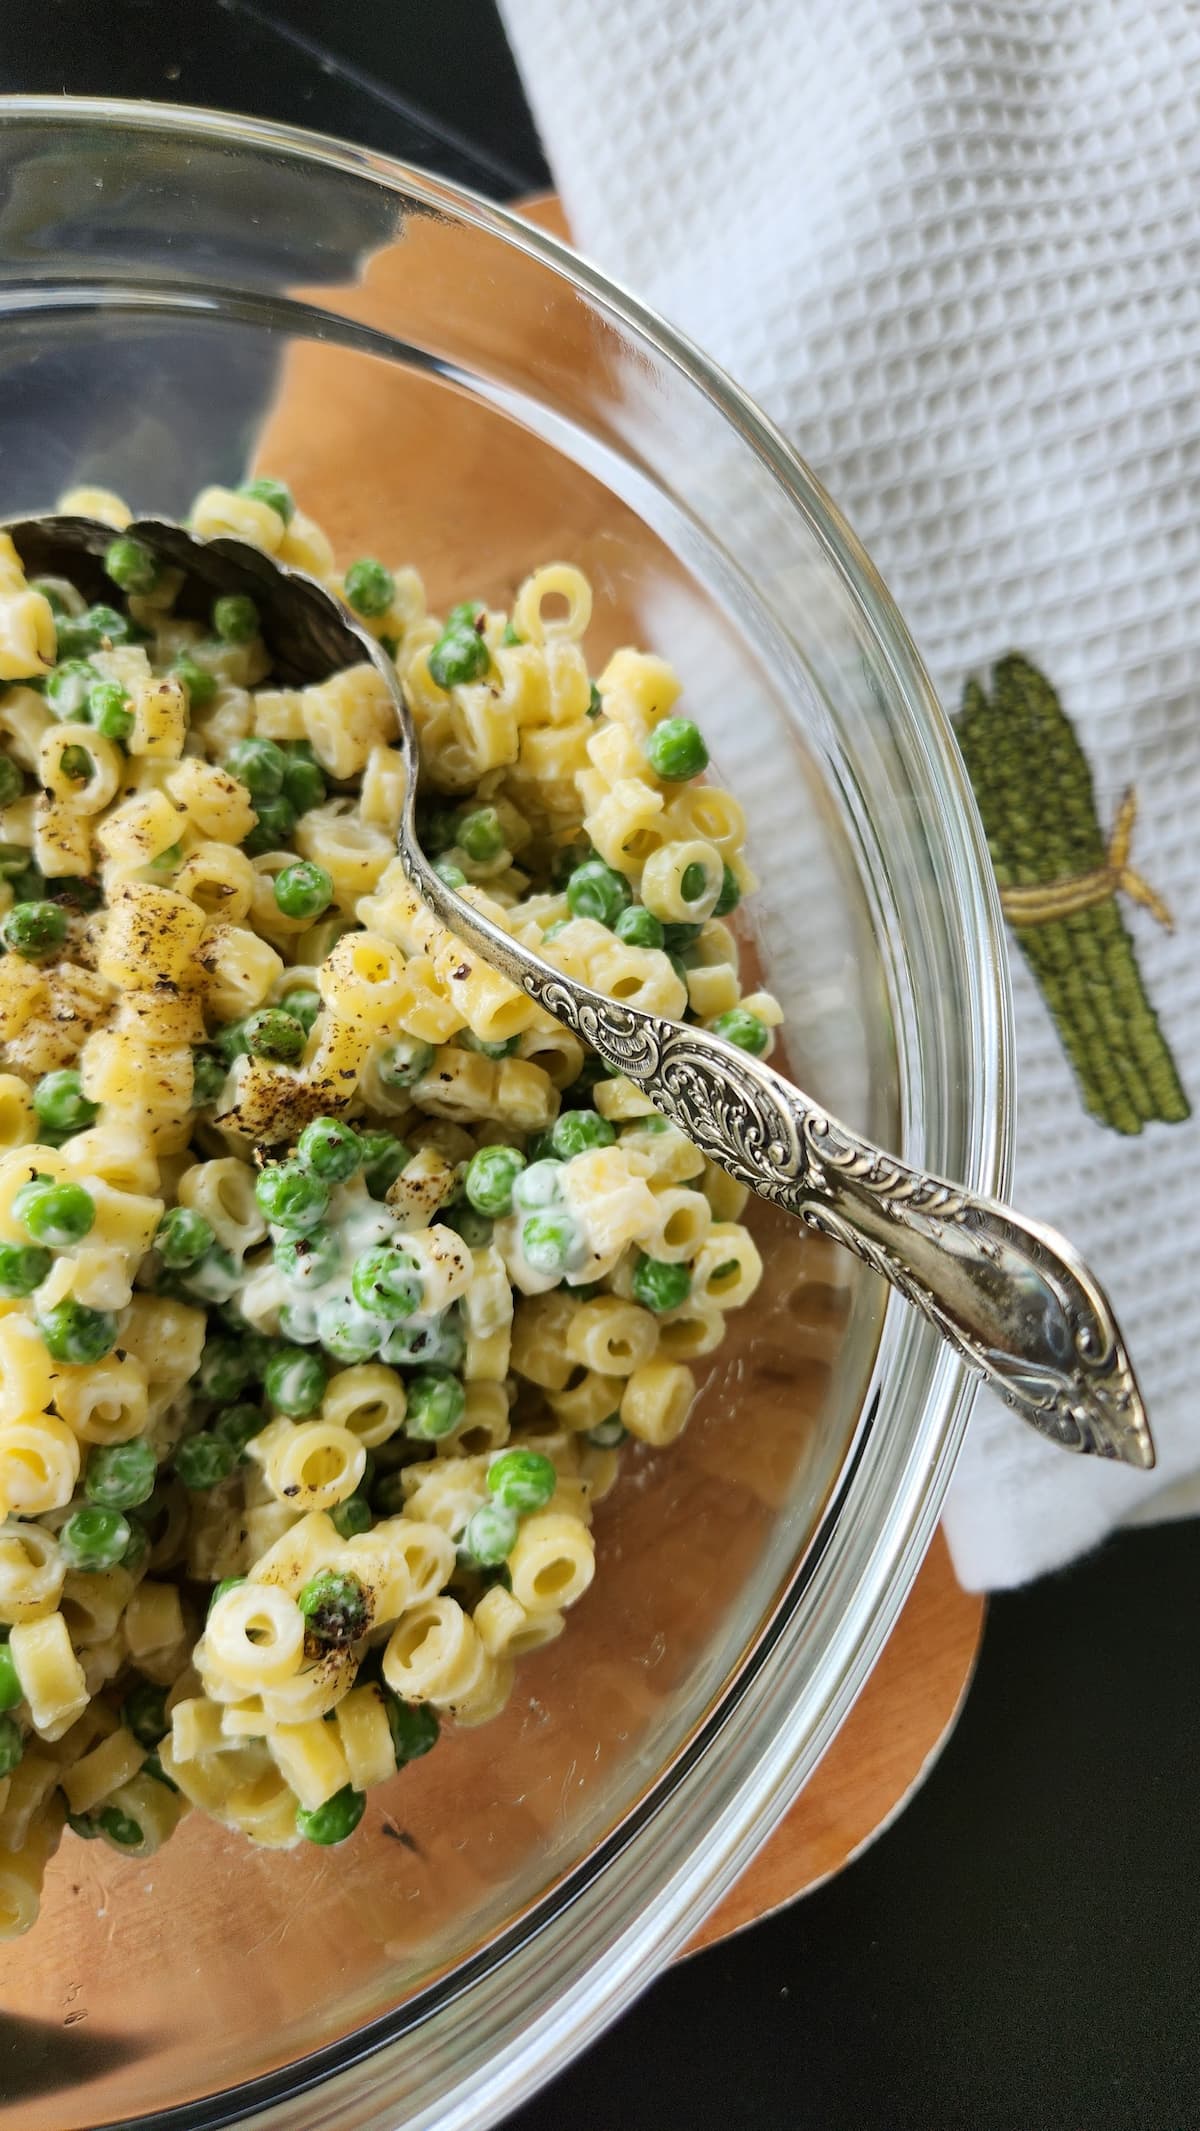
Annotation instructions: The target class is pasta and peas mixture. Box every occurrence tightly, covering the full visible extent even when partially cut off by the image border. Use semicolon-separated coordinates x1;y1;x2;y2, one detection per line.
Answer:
0;475;779;1935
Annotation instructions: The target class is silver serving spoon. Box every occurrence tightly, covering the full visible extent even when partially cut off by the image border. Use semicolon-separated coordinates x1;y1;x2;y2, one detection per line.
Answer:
9;515;1153;1470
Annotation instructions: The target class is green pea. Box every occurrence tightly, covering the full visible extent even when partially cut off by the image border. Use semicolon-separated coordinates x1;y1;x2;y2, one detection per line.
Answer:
371;1470;409;1517
243;794;297;856
587;1415;627;1448
147;841;182;878
552;841;592;890
212;593;260;644
487;1448;557;1512
357;1130;410;1199
522;1213;579;1275
511;1158;564;1212
458;1031;519;1060
445;1203;493;1249
501;620;523;646
2;900;67;960
380;1307;464;1371
4;865;43;906
297;1116;361;1184
67;1811;101;1840
59;1504;131;1570
155;1206;214;1270
0;1645;21;1712
456;806;506;863
383;1692;439;1768
212;1403;268;1458
351;1243;422;1319
104;535;158;595
0;1715;22;1778
264;1345;327;1417
566;858;631;927
273;1224;343;1288
631;1253;692;1312
238;475;295;524
614;904;665;950
662;921;702;953
434;859;466;890
711;1006;769;1056
316;1300;384;1364
88;677;135;742
170;653;217;709
416;807;457;855
0;1243;51;1298
404;1370;465;1442
464;1144;526;1217
461;1500;518;1568
344;557;395;617
123;1679;168;1749
85;1438;156;1510
208;1576;247;1615
143;1751;178;1791
0;758;22;808
644;716;709;781
378;1036;435;1088
297;1568;368;1643
680;862;710;905
296;1782;365;1846
31;579;67;616
214;1019;250;1064
54;605;133;661
255;1161;330;1234
173;1247;245;1306
196;1337;254;1402
279;743;326;815
16;1178;95;1247
428;621;489;690
226;735;286;800
549;1110;615;1158
175;1432;237;1490
713;863;741;918
33;1069;98;1139
56;743;91;788
96;1804;144;1849
120;1517;150;1573
273;860;332;921
46;1302;102;1409
587;681;602;717
330;1492;372;1539
281;986;322;1034
191;1048;228;1108
244;1007;307;1064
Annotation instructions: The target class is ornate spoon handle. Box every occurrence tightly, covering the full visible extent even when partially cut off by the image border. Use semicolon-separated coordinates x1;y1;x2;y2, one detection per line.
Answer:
413;858;1152;1470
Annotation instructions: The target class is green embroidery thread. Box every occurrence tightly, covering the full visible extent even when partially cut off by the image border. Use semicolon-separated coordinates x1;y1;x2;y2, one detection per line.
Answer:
956;653;1190;1137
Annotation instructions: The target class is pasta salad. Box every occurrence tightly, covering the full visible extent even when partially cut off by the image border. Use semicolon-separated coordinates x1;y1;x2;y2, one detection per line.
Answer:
0;475;780;1934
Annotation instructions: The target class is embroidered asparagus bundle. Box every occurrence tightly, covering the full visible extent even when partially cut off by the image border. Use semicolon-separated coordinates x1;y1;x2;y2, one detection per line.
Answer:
957;654;1189;1136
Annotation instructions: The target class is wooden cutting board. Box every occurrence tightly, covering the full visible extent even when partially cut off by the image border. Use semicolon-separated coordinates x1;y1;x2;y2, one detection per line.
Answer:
514;194;986;1952
255;183;986;1954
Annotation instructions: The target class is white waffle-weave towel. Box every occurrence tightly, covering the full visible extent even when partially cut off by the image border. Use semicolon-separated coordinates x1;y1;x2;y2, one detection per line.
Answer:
500;0;1200;1588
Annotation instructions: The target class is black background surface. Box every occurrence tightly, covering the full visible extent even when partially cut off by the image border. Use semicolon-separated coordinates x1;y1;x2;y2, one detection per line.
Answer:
1;8;1195;2126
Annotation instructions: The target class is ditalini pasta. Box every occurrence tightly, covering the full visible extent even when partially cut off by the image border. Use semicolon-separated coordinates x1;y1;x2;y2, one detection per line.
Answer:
0;477;776;1934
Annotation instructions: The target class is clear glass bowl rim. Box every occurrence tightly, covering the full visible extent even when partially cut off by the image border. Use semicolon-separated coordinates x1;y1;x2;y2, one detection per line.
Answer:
0;94;1014;2131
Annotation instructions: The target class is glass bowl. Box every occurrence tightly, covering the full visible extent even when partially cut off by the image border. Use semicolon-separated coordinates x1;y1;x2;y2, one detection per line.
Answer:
0;97;1012;2131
